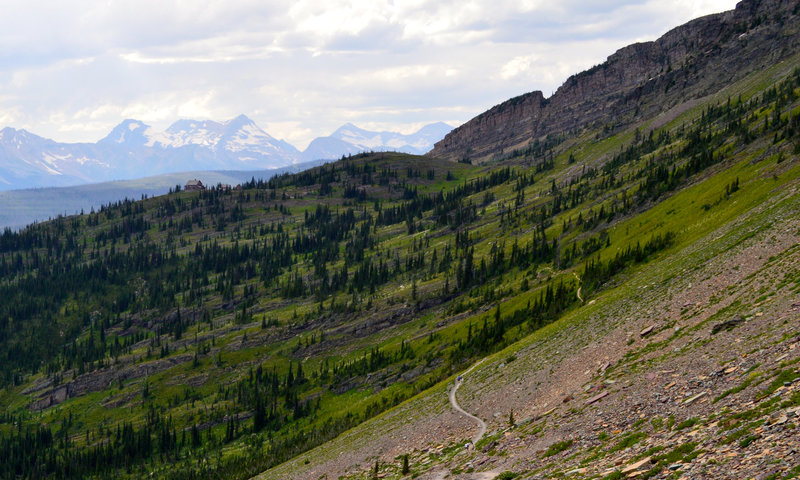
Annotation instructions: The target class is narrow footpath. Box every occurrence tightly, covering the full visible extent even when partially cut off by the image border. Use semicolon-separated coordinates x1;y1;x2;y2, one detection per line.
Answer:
449;360;487;445
573;271;583;303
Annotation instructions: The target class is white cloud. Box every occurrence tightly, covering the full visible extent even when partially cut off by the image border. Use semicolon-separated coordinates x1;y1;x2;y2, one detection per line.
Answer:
0;107;20;128
0;0;739;148
175;91;218;120
500;54;539;81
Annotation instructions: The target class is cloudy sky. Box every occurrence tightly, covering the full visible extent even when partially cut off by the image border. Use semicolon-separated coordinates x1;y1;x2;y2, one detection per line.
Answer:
1;0;738;150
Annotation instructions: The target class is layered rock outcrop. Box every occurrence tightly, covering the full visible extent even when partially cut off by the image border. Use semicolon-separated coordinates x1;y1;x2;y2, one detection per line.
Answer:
431;0;800;162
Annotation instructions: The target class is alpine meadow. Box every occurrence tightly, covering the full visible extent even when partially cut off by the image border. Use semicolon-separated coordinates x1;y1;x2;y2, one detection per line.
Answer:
2;1;800;479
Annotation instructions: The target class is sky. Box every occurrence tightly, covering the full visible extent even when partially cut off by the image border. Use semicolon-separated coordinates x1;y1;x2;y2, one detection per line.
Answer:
0;0;738;150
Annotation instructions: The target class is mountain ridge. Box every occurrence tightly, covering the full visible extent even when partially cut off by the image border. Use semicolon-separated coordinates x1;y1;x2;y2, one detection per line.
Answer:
0;117;451;190
0;1;799;479
430;0;800;162
301;121;452;162
0;115;300;190
0;158;328;231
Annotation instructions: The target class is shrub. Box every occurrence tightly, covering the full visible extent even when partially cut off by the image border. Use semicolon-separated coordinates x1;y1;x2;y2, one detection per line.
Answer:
543;439;573;457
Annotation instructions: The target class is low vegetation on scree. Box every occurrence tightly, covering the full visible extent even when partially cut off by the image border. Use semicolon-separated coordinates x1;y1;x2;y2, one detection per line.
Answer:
1;5;800;480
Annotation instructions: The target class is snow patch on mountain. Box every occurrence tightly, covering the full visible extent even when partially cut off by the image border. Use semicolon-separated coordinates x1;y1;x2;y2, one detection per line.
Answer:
0;115;302;190
301;122;452;162
0;117;451;191
39;153;65;175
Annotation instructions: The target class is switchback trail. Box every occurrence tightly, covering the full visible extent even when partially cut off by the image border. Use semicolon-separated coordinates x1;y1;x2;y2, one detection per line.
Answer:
573;271;583;303
449;359;487;445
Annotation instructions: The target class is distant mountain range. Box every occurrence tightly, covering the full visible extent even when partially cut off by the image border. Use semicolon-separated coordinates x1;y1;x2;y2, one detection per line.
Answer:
0;117;451;191
301;122;452;162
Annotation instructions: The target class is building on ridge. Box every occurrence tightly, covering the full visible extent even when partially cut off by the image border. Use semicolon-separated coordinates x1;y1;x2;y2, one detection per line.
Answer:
185;179;205;191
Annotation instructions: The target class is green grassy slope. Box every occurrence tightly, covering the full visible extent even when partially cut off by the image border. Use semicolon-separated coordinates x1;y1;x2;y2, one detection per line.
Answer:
261;65;800;480
0;55;798;480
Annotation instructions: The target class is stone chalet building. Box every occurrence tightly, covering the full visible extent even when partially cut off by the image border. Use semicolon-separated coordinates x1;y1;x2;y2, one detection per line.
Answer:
185;179;205;191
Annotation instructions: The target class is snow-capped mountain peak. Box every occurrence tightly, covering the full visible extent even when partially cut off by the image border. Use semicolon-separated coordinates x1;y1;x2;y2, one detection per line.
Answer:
301;122;453;162
163;119;225;148
226;114;257;129
0;116;452;191
1;127;46;144
99;119;153;147
155;115;300;160
0;115;302;190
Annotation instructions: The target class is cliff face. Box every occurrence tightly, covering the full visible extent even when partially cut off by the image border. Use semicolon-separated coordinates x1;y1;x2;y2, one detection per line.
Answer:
432;92;546;161
431;0;800;161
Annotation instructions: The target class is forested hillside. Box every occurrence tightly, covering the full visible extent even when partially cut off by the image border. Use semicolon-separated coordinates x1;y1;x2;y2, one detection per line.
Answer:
1;3;800;479
1;59;798;478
